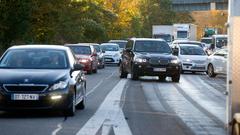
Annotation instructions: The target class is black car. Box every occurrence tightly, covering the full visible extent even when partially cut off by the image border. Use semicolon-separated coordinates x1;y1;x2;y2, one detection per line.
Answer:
0;45;86;116
120;38;181;82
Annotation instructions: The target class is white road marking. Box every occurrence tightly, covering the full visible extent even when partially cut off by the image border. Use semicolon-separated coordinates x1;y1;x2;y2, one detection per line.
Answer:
157;83;226;135
76;79;132;135
51;123;63;135
86;71;115;96
179;77;226;123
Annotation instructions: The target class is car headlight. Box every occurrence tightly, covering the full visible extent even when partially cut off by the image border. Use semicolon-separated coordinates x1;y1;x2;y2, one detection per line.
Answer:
183;59;192;63
79;59;89;63
114;53;120;57
135;58;147;63
49;80;68;91
170;59;179;64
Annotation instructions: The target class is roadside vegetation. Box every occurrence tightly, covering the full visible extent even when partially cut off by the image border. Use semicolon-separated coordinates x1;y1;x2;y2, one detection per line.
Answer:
0;0;193;50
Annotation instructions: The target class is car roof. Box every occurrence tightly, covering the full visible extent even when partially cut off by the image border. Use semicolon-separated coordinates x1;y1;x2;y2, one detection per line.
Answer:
109;40;127;43
101;43;119;46
65;43;93;47
9;45;68;51
179;44;203;48
173;40;202;44
201;37;212;39
129;38;165;42
212;35;228;38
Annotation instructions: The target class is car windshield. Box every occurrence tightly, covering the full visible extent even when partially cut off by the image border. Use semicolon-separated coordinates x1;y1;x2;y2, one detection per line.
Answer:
134;41;172;54
69;46;91;55
93;45;101;52
180;46;206;55
110;42;127;49
0;49;68;69
101;45;119;51
216;38;228;48
201;39;212;44
179;42;203;48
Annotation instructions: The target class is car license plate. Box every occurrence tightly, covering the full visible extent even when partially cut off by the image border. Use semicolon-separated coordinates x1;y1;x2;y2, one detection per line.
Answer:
105;59;111;62
153;68;166;72
12;94;39;100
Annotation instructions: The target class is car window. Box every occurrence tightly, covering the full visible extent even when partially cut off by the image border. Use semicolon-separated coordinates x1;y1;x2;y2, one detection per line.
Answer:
101;45;119;51
180;46;206;55
69;46;91;55
110;42;127;49
134;41;172;54
216;38;228;48
0;49;68;69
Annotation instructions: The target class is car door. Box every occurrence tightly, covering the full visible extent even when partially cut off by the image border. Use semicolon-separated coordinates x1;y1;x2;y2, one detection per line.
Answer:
212;50;225;74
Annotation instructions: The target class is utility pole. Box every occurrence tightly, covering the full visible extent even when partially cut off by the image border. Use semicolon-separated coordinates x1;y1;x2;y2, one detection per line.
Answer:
227;0;240;134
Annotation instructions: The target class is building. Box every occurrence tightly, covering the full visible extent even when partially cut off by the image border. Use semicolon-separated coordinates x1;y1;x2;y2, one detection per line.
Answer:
172;0;228;11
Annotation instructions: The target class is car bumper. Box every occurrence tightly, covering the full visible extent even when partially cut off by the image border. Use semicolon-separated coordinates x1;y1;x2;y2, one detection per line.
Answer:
182;63;206;72
104;57;120;64
80;62;92;71
0;88;72;110
133;63;181;77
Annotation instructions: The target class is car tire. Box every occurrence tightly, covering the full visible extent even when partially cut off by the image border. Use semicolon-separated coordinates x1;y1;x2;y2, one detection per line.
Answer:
172;74;180;82
76;98;85;110
207;64;217;77
158;75;166;82
131;67;139;80
93;67;97;73
64;94;76;116
120;64;128;78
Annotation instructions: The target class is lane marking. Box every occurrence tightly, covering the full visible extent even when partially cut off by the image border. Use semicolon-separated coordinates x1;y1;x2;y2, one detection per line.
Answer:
156;83;226;135
51;123;63;135
86;71;115;97
76;79;132;135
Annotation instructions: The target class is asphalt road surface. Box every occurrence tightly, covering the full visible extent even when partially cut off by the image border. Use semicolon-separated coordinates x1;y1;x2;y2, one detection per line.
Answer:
0;66;227;135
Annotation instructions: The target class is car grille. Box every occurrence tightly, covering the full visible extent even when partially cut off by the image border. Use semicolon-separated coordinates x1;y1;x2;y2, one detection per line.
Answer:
192;60;205;64
149;58;169;65
3;84;48;92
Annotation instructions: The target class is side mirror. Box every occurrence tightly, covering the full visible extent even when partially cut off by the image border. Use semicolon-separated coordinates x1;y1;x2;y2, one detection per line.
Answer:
73;64;84;71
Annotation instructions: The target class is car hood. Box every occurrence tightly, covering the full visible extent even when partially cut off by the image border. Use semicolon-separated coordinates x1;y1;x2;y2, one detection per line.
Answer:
104;51;120;56
135;52;176;60
0;69;69;85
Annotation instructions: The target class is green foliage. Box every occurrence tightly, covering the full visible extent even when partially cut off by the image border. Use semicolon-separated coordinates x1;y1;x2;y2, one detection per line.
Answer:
0;0;194;49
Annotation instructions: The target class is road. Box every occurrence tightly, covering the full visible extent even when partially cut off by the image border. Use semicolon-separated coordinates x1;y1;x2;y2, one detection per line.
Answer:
0;66;227;135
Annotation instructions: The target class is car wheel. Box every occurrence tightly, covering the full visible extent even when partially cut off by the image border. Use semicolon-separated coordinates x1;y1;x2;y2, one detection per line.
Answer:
76;97;85;110
93;67;97;73
172;74;180;82
158;75;166;82
120;64;128;78
64;94;75;116
207;64;217;77
131;67;139;80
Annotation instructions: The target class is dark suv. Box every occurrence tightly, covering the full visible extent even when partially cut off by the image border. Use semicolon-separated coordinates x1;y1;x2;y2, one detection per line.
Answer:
120;38;181;82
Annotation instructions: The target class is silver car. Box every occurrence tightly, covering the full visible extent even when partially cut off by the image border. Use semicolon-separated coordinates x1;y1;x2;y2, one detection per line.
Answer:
206;49;227;77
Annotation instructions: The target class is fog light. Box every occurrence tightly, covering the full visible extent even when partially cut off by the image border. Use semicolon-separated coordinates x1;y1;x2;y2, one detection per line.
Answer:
51;95;62;100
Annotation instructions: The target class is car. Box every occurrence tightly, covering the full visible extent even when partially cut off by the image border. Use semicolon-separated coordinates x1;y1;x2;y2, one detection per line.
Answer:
120;38;181;82
108;40;127;53
209;35;228;53
172;44;208;73
206;49;227;77
66;43;98;74
92;44;105;69
0;45;86;116
100;43;121;65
